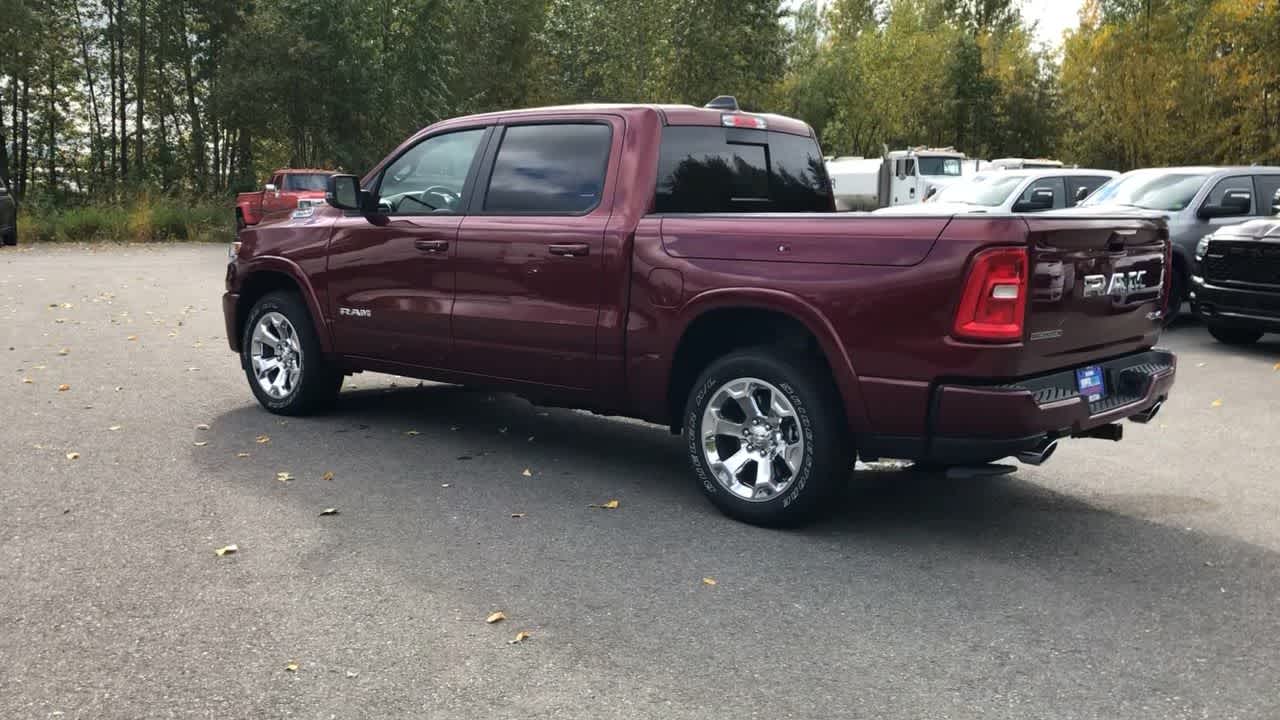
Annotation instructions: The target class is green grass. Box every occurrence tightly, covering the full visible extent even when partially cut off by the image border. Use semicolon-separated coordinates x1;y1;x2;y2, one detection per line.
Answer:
17;196;234;244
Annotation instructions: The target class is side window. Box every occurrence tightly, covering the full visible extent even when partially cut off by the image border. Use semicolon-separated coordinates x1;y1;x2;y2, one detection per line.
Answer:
482;124;612;214
904;158;916;177
269;174;283;190
1067;176;1109;206
1253;175;1280;216
377;128;486;215
1203;176;1252;213
1018;177;1067;209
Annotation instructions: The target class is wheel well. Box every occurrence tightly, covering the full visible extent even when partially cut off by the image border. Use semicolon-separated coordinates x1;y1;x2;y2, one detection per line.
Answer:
236;271;303;340
667;308;835;431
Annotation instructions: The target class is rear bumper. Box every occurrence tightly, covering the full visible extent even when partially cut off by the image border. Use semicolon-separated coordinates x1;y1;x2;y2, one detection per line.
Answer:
1190;276;1280;332
223;292;241;352
860;348;1176;465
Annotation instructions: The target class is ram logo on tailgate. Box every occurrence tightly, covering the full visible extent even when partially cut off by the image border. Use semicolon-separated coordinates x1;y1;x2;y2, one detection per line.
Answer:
1082;270;1152;299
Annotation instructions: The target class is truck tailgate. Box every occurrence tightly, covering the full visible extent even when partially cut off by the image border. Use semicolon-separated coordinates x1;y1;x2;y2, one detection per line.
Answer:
1023;214;1167;364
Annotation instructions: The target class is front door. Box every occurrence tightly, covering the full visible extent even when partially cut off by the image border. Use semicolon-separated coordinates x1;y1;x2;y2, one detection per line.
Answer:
325;127;490;368
452;119;619;391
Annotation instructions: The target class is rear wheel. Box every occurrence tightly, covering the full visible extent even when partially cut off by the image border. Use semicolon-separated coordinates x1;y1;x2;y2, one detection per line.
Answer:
1163;267;1185;325
1207;324;1263;346
241;291;342;415
2;228;15;246
684;349;850;527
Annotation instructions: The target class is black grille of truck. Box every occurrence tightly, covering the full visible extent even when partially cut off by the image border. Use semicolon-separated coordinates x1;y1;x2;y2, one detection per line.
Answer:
1203;241;1280;287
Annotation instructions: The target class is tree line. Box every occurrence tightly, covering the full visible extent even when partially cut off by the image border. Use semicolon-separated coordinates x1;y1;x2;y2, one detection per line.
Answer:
0;0;1277;205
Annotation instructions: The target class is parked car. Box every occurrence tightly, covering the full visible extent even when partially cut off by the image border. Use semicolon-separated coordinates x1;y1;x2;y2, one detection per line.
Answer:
872;168;1117;215
1191;214;1280;345
235;169;335;230
0;176;16;246
1067;166;1280;322
223;101;1175;526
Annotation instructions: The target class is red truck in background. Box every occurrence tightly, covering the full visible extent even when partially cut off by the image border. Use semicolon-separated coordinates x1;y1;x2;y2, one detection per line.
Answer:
235;169;335;229
222;101;1176;526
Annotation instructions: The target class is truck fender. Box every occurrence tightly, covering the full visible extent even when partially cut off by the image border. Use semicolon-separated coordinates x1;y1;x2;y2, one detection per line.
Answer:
236;196;263;226
671;288;872;433
236;255;335;354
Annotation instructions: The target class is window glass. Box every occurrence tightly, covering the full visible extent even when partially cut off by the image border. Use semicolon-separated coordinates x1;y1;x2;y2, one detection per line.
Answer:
378;128;486;215
483;124;612;214
1252;175;1280;216
934;173;1027;206
1066;176;1109;205
1203;176;1252;213
918;157;962;176
1082;172;1209;211
654;127;832;213
1017;177;1066;209
283;174;329;192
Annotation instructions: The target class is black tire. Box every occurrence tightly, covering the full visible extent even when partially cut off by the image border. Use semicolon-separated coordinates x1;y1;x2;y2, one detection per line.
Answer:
1207;324;1263;346
241;291;342;415
235;211;246;232
683;349;851;527
1163;268;1185;325
1;228;15;246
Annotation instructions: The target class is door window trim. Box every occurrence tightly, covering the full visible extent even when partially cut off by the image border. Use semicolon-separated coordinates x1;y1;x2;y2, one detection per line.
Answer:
368;125;495;217
468;118;618;218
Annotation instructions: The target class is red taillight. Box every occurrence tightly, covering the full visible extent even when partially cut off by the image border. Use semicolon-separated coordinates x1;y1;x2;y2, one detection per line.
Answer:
953;247;1029;343
721;114;768;129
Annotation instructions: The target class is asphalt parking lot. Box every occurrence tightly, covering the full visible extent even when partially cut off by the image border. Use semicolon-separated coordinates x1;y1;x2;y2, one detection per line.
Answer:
2;243;1279;719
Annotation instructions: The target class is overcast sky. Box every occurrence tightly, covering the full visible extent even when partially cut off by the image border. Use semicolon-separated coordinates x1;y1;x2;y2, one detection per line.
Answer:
1026;0;1085;48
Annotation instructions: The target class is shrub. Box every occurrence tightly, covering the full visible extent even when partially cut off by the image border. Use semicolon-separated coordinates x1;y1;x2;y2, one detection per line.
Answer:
16;195;234;243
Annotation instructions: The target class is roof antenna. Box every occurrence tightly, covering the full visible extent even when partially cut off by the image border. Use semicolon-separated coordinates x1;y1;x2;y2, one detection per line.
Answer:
704;96;739;112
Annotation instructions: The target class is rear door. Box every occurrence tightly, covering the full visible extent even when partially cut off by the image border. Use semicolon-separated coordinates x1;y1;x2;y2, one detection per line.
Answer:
1024;215;1167;362
451;118;620;391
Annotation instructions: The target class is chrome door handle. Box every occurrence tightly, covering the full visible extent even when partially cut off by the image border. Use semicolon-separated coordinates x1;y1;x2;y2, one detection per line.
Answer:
414;239;449;253
548;243;590;257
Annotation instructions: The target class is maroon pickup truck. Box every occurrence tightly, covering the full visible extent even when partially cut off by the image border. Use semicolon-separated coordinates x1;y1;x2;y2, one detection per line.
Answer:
223;102;1176;526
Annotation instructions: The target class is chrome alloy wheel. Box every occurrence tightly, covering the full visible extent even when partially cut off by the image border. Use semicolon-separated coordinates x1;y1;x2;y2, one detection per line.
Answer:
250;312;302;400
700;377;806;502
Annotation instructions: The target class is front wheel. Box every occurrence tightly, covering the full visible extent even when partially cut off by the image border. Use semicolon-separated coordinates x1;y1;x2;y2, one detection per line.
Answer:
1207;324;1263;346
1;228;15;246
241;291;342;415
684;349;851;527
1163;269;1186;326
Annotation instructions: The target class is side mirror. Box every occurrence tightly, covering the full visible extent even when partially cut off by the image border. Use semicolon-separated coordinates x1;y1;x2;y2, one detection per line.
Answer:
264;183;277;193
326;174;376;213
1014;188;1055;212
1198;189;1252;219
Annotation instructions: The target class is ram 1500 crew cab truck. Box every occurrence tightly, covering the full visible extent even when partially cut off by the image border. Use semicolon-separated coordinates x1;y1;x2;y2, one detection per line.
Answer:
222;103;1176;526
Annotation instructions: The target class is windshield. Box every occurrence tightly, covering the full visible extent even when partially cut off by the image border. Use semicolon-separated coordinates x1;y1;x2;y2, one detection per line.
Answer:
283;174;329;192
933;174;1027;206
918;157;963;177
1081;172;1209;211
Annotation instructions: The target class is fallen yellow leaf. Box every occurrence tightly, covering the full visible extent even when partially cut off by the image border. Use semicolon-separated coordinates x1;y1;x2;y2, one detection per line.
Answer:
319;508;339;516
236;452;251;458
108;425;122;431
590;499;620;510
195;423;210;431
510;512;527;518
509;631;532;645
21;377;33;384
486;611;506;624
521;468;533;477
1211;399;1223;408
321;471;334;481
284;662;299;672
276;471;294;482
127;335;138;341
215;544;238;556
702;577;717;586
405;430;420;436
193;441;208;447
255;435;270;444
57;348;70;356
1274;362;1280;371
65;452;80;460
57;384;70;392
441;483;451;488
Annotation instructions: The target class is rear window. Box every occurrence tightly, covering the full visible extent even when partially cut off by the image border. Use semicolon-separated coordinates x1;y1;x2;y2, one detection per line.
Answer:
283;174;329;192
654;126;832;213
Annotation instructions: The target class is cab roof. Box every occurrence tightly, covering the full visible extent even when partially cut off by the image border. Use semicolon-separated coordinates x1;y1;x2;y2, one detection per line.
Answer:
429;103;815;138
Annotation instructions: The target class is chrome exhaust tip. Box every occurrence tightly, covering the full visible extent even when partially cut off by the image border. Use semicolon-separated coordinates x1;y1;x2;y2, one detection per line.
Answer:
1016;439;1059;466
1129;399;1164;424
